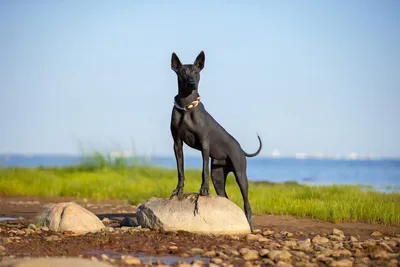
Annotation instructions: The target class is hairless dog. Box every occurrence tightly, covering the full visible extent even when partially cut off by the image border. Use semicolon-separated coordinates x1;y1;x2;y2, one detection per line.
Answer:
169;51;262;231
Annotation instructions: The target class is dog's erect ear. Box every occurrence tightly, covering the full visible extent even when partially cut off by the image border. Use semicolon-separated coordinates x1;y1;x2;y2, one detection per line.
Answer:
171;52;182;72
194;51;205;70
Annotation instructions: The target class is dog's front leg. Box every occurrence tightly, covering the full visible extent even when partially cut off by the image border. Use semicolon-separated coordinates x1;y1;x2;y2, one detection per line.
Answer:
170;139;185;198
199;141;210;196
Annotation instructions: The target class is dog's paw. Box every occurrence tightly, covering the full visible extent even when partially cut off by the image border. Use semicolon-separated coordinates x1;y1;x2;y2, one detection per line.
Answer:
170;187;183;198
199;187;210;196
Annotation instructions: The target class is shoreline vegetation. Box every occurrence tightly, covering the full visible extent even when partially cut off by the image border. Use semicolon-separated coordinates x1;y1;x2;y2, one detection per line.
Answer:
0;152;399;225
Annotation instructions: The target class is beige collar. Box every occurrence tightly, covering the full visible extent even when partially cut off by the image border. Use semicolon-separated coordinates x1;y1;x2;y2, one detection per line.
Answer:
174;97;201;111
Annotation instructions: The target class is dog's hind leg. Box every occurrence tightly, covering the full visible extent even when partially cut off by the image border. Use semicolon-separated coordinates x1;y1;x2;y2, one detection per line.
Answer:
230;155;253;231
235;171;253;231
211;160;229;198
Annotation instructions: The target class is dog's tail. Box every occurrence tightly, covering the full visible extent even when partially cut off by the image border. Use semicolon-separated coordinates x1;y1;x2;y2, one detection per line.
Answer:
243;134;262;157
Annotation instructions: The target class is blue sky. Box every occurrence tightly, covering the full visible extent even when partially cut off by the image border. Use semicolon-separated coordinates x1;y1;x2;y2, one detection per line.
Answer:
0;0;399;158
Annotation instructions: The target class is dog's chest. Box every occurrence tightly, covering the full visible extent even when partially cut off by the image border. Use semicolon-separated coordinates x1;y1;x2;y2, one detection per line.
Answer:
171;111;201;149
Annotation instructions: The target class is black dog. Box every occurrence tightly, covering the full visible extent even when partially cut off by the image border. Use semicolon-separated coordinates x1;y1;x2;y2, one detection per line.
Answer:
169;51;262;230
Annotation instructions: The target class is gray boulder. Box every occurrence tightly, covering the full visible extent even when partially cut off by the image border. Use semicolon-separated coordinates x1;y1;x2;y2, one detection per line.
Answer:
136;193;251;235
36;202;105;234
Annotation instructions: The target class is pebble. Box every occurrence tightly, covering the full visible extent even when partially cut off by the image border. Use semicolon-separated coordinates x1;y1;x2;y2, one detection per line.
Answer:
28;224;37;230
101;217;111;224
332;228;345;237
252;228;262;234
122;255;142;265
370;231;382;237
203;250;216;257
101;254;109;261
0;245;6;251
225;249;240;256
168;245;179;253
263;230;275;236
189;248;204;255
211;258;223;264
246;234;260;241
242;250;259;261
349;236;358;242
388;259;398;267
312;235;330;244
44;235;61;241
329;259;353;267
259;249;269;257
370;248;389;260
275;250;292;263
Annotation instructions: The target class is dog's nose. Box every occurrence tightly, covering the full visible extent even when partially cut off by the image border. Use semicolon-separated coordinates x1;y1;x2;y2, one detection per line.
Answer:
188;80;196;86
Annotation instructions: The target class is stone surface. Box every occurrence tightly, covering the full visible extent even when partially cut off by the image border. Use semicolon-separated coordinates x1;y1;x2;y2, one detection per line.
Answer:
35;202;105;234
136;193;251;234
0;257;114;267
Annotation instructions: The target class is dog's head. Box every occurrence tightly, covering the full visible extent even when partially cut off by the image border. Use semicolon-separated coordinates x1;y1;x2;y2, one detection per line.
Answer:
171;51;205;95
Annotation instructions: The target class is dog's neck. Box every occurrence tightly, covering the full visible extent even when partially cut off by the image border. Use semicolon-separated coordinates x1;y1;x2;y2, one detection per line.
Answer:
174;91;201;111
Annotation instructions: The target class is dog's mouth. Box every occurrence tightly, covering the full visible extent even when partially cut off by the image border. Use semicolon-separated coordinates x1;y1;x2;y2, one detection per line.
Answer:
187;80;197;88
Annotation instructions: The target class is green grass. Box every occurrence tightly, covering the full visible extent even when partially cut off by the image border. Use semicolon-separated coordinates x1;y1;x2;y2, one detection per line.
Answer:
0;153;399;225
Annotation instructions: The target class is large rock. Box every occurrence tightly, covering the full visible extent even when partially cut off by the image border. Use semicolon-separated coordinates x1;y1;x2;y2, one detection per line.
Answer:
36;202;105;234
0;257;113;267
136;193;251;235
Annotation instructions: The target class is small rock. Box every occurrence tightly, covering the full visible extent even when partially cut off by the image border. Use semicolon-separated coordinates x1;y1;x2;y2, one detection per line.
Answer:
122;255;142;265
246;234;259;241
41;226;49;231
275;251;292;263
28;223;37;230
0;245;6;251
102;218;111;224
226;249;240;256
169;246;179;253
370;231;382;237
263;230;275;236
331;249;352;258
239;248;250;255
312;235;329;244
189;248;205;255
120;216;137;227
44;235;61;241
192;259;204;266
276;262;294;267
388;259;398;267
379;242;394;252
211;258;223;264
101;254;109;261
370;248;388;260
242;250;259;261
258;237;269;242
229;235;240;240
284;240;297;249
253;229;262;234
267;250;281;261
349;236;358;242
332;228;344;237
259;249;269;257
105;227;114;232
329;235;345;241
217;251;229;260
329;259;353;267
262;259;275;265
203;250;216;257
